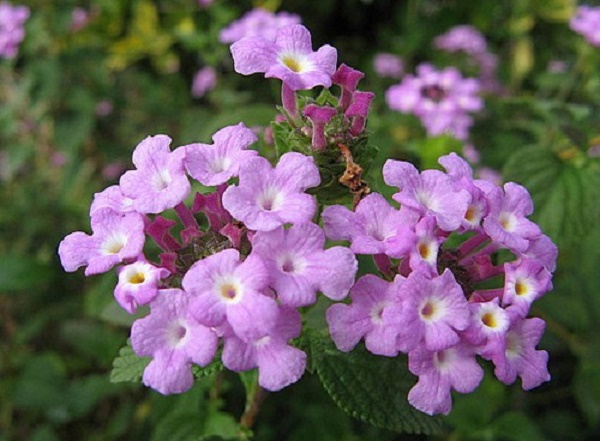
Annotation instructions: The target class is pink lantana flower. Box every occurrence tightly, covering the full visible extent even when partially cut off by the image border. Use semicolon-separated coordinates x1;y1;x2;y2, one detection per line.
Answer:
114;260;170;314
58;208;145;276
131;288;219;395
119;135;190;214
222;152;320;232
252;222;357;307
230;24;337;91
184;123;258;186
182;249;278;338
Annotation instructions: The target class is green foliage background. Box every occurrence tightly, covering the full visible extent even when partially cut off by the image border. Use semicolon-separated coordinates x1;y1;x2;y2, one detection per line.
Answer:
1;0;600;440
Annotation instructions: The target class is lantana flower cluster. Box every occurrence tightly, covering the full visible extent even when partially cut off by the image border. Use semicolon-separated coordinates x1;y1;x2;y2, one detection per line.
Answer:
0;1;29;59
324;153;556;415
59;123;358;394
386;63;483;140
59;21;556;417
570;5;600;47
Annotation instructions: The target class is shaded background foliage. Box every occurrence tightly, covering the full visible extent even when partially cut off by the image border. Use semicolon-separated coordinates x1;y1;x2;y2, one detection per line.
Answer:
1;0;599;440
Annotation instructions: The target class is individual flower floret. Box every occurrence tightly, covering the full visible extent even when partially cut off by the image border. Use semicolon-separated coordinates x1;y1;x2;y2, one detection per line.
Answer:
230;24;337;91
332;63;365;110
346;91;375;136
483;182;541;253
252;222;357;307
327;274;404;357
119;135;190;214
385;216;444;277
396;269;470;352
131;288;219;394
383;159;471;232
0;2;29;59
90;185;135;215
219;8;301;44
191;66;217;98
222;152;320;232
114;260;170;314
461;298;510;358
490;315;550;390
182;249;279;338
184;123;258;186
407;343;484;415
524;234;558;273
503;257;553;316
570;5;600;47
322;192;419;256
58;208;145;276
303;104;337;150
221;307;306;391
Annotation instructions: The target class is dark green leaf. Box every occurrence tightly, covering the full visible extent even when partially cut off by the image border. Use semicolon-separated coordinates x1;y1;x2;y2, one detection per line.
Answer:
151;412;206;441
310;334;444;434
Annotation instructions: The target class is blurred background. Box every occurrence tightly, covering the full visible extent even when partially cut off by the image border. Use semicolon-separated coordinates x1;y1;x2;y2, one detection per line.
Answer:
1;0;600;440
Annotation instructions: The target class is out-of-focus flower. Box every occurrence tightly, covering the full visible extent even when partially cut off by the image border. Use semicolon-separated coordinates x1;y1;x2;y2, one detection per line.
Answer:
71;7;90;32
191;66;217;98
373;52;404;79
0;2;29;58
570;5;600;47
220;8;301;44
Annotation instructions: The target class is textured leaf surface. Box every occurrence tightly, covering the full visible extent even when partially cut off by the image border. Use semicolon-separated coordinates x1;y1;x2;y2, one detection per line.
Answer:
110;341;150;383
310;335;444;434
503;145;600;246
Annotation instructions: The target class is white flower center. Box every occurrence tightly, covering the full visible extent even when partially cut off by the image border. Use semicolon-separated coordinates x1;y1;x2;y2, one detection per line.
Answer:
257;187;283;211
167;319;189;348
101;234;127;255
152;169;172;191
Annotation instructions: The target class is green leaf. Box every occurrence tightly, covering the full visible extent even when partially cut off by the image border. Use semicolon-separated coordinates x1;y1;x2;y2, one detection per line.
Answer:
192;358;224;379
489;411;543;441
110;341;150;383
310;335;444;435
503;145;600;246
151;412;206;441
0;254;52;292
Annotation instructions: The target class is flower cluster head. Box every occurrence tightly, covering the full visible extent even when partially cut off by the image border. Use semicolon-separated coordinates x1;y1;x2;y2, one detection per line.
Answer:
0;1;29;59
58;121;358;394
570;5;600;47
386;63;483;140
219;8;301;44
434;25;501;94
324;152;555;415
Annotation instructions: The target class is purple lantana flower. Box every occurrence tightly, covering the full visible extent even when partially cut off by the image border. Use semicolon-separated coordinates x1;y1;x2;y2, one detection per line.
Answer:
119;135;190;214
182;249;278;338
191;66;217;98
222;152;320;232
408;343;484;415
184;123;258;186
490;316;550;390
383;159;471;232
373;53;403;79
58;208;145;276
219;8;301;44
230;24;337;91
131;288;219;395
90;185;135;215
483;182;541;253
385;64;482;140
570;6;600;47
434;25;488;56
327;274;404;357
221;307;306;391
397;269;470;352
0;2;29;58
252;222;357;307
114;260;170;314
503;257;552;316
322;192;419;256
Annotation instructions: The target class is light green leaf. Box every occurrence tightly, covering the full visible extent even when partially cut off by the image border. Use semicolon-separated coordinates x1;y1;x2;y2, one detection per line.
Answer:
110;341;150;383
